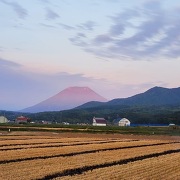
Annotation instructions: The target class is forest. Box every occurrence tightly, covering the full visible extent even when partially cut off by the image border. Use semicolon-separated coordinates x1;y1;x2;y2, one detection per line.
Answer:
1;105;180;125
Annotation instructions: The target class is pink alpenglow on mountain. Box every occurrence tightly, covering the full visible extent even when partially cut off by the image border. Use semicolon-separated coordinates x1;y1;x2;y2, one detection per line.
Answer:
21;87;107;113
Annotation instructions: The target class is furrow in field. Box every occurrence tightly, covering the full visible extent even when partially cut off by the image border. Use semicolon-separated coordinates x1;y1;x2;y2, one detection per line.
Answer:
0;137;128;146
51;149;180;180
0;141;179;164
59;153;180;180
1;144;179;180
0;137;58;141
0;137;103;144
0;139;139;151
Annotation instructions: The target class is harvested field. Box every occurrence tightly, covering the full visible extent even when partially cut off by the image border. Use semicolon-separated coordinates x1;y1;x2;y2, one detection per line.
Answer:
0;131;180;180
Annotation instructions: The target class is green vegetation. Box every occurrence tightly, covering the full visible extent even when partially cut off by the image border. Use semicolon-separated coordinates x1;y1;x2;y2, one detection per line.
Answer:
0;123;179;136
27;105;180;125
1;105;180;126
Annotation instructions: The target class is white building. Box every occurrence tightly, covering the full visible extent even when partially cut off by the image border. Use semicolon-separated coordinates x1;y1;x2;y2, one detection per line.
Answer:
0;116;8;123
93;117;107;126
119;118;130;126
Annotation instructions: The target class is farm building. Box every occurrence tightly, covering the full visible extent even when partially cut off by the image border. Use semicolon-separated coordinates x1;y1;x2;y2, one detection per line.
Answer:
113;118;130;126
0;116;8;123
93;117;107;126
15;116;30;124
119;118;130;126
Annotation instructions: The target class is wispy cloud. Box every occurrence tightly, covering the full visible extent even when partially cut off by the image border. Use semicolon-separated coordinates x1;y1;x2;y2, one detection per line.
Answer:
38;0;49;4
69;32;88;47
0;58;21;68
58;23;75;30
40;23;56;28
45;8;60;20
0;0;28;19
77;20;96;31
70;0;180;60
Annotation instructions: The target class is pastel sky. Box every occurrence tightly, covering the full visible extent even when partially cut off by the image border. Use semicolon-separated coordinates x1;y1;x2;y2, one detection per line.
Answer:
0;0;180;111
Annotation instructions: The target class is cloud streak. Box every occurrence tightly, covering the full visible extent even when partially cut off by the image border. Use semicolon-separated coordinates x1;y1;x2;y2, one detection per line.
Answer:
45;8;60;20
0;58;21;68
0;0;28;19
69;0;180;60
77;21;96;31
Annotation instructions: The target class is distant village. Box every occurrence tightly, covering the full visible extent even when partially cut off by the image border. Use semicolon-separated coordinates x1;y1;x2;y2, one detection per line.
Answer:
1;114;178;128
0;115;131;127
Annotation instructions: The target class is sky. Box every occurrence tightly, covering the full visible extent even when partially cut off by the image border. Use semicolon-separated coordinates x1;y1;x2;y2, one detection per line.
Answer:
0;0;180;111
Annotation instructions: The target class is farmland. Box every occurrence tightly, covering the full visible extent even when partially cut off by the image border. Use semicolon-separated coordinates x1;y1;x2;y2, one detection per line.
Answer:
0;131;180;180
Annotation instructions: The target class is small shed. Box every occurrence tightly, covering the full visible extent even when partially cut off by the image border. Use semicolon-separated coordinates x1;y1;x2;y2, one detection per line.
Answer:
93;117;107;126
15;116;30;124
119;118;130;126
0;116;8;123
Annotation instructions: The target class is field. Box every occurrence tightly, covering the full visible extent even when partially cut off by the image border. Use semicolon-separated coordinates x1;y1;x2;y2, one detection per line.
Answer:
0;131;180;180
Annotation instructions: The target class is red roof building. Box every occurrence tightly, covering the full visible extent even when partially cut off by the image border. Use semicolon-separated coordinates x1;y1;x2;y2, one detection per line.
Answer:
93;117;107;126
15;116;30;124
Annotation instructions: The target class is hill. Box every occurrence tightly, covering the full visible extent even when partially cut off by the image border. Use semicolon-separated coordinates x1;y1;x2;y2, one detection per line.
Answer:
77;86;180;109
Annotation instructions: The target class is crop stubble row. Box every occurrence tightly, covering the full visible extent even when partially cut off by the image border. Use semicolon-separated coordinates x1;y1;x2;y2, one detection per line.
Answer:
0;141;179;180
58;152;180;180
0;139;139;150
0;140;177;162
0;137;110;145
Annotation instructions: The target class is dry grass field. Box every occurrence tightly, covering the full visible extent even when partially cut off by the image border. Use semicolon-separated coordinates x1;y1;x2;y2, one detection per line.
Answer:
0;131;180;180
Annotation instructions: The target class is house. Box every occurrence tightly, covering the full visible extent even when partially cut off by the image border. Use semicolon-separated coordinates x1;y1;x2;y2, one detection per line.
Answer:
113;117;130;126
15;116;30;124
0;116;8;123
93;117;107;126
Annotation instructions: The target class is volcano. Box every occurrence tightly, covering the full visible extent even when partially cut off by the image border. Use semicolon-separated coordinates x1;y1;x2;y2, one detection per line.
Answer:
21;87;107;113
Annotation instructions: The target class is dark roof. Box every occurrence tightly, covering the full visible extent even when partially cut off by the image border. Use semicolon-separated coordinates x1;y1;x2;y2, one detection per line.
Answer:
94;118;106;124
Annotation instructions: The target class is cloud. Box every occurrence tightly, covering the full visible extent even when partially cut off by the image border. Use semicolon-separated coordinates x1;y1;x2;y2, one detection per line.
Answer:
70;0;180;60
45;8;60;20
39;23;56;28
77;20;96;31
0;0;28;19
93;34;113;45
69;33;88;47
38;0;49;3
0;58;21;68
58;23;75;30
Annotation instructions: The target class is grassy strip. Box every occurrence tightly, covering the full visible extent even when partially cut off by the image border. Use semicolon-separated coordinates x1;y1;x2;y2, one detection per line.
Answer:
36;149;180;180
0;124;179;136
0;142;179;164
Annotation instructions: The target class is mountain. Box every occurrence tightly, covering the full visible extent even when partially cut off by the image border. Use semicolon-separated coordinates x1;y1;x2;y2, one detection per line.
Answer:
21;87;107;113
108;86;180;106
77;86;180;109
